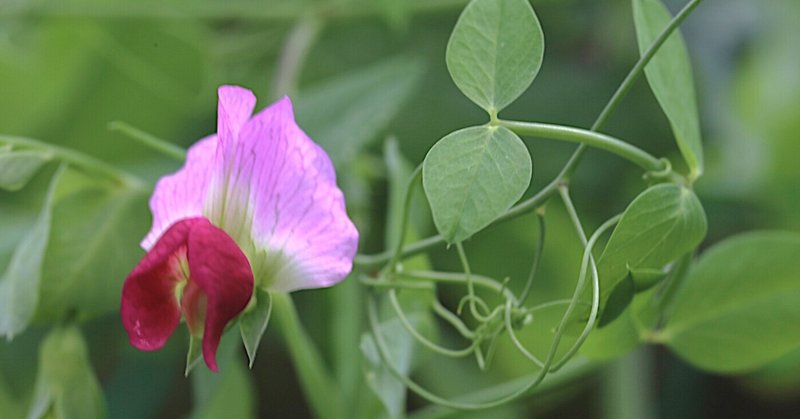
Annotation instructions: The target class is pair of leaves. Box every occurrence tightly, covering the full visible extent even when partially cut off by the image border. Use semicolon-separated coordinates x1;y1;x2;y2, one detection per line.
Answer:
424;0;542;244
27;326;106;419
633;0;703;177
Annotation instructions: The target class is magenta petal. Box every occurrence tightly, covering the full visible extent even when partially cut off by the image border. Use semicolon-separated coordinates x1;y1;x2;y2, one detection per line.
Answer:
122;219;202;351
230;97;359;292
186;219;254;372
143;136;217;249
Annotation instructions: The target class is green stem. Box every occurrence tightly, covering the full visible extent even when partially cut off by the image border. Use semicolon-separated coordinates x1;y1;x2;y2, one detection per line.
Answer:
497;120;666;172
108;121;187;162
0;134;146;190
272;293;345;419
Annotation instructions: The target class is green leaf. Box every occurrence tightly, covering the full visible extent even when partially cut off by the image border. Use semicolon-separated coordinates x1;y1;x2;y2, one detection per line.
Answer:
0;149;52;191
34;168;149;323
27;326;106;419
662;231;800;373
185;335;203;377
0;166;63;339
239;289;272;368
633;0;704;177
597;183;706;325
295;56;425;167
446;0;544;113
423;126;532;243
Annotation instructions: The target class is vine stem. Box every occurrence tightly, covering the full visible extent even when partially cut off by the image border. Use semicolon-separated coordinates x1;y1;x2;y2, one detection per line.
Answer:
353;0;705;269
0;134;147;190
272;293;346;419
497;120;666;172
560;0;705;180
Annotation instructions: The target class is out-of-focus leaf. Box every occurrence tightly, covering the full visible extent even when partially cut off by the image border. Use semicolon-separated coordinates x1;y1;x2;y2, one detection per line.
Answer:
361;316;425;419
239;289;272;368
597;183;706;325
191;332;255;419
446;0;544;113
663;231;800;373
34;168;149;323
0;149;52;191
633;0;704;177
295;56;425;167
423;126;532;244
358;139;435;419
0;166;62;339
27;326;106;419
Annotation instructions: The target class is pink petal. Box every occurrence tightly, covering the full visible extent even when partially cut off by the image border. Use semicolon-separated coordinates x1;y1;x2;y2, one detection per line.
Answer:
142;136;217;249
228;97;359;292
143;86;256;250
186;218;254;372
122;219;200;351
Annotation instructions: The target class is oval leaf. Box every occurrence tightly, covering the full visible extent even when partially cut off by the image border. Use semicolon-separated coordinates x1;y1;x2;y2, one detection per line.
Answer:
0;150;52;191
423;126;532;243
662;231;800;373
597;183;706;324
446;0;544;113
633;0;704;177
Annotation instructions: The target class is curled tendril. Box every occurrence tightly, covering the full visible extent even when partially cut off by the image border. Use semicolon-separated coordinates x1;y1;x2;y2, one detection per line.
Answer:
364;209;622;409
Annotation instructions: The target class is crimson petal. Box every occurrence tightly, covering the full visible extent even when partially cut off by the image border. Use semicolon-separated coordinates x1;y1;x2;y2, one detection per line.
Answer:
186;219;254;371
121;219;201;351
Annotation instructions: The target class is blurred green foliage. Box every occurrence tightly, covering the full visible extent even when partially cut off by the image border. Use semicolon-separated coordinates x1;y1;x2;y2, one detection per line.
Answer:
1;0;799;418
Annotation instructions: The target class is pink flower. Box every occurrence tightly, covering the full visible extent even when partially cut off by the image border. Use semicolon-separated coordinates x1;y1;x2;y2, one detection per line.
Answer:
121;86;359;371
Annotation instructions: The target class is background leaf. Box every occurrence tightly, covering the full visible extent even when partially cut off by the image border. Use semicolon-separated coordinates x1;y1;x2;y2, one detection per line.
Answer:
633;0;704;177
33;168;149;323
295;56;424;167
27;326;106;419
446;0;544;113
0;149;52;192
423;126;532;243
597;183;706;325
0;166;62;339
662;231;800;373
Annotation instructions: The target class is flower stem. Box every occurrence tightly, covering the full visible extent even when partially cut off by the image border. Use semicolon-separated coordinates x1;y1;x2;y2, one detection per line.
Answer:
272;293;346;419
497;120;666;173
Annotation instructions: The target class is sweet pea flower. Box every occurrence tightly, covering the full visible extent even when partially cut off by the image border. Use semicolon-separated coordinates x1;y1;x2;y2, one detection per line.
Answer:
121;86;359;371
